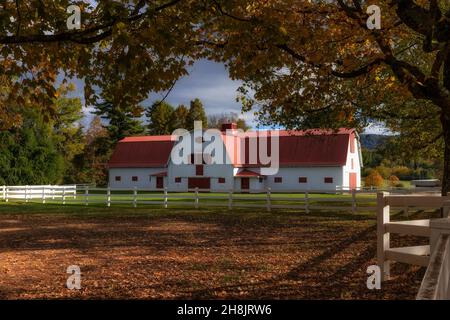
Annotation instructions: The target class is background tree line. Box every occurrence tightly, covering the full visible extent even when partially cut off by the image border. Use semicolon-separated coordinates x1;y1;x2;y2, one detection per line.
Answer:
0;84;250;186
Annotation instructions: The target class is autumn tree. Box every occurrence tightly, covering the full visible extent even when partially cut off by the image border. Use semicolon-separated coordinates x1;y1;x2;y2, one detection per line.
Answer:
3;0;450;194
71;116;110;186
365;170;385;188
196;0;450;194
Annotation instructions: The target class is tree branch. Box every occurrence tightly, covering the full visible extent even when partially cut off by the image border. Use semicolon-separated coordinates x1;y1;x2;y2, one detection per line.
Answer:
0;0;181;45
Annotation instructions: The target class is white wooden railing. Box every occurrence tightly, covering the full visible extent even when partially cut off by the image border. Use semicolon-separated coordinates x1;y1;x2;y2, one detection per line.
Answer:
376;192;450;299
1;185;76;203
0;185;383;212
417;233;450;300
377;192;450;282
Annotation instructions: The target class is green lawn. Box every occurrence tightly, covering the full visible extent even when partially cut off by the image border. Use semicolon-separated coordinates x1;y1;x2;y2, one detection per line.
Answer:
2;191;378;211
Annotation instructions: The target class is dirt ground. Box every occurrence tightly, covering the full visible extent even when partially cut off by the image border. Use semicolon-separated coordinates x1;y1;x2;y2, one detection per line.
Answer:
0;205;429;299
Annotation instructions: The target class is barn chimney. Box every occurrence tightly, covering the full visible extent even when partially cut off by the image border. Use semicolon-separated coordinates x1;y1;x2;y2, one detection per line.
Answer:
221;123;237;132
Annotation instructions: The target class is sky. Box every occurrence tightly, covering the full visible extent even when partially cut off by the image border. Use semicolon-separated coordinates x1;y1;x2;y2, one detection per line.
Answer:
80;59;256;128
77;59;387;134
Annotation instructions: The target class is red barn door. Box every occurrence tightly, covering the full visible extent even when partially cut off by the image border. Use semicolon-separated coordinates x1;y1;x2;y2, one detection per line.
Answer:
188;178;211;190
241;178;250;190
349;173;357;190
156;177;164;189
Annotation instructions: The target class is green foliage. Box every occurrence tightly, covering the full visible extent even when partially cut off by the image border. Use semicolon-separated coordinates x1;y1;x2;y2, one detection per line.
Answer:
170;105;189;130
146;101;175;135
186;98;208;130
93;99;145;143
0;107;64;185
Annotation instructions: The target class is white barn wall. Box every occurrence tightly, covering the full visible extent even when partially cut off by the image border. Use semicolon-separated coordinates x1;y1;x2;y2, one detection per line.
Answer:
265;167;344;191
109;168;166;189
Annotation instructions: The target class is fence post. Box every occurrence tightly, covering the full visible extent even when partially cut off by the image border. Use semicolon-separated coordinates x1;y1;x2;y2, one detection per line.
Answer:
195;188;199;209
266;187;271;212
377;191;390;281
25;185;28;203
305;191;309;214
228;190;233;210
5;186;8;203
133;187;137;208
107;187;111;207
62;187;66;205
351;189;356;214
84;186;89;206
42;186;46;204
52;186;55;200
444;195;450;218
164;187;168;208
2;185;5;201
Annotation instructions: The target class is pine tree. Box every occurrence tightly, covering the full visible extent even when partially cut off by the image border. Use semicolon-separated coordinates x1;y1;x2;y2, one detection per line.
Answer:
186;98;207;130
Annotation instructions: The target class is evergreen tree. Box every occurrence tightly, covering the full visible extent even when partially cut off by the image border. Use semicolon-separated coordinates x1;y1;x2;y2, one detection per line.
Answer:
170;104;189;131
186;98;207;130
93;100;145;143
146;101;175;135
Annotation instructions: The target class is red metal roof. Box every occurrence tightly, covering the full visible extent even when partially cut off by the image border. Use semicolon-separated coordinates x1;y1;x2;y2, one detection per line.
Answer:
109;128;356;169
223;128;354;167
108;136;174;168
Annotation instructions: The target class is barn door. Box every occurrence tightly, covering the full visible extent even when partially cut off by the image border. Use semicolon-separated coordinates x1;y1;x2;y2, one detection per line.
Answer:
241;178;250;190
156;177;164;189
349;173;357;190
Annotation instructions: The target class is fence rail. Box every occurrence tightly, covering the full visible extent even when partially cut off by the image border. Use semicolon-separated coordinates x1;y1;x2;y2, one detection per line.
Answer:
0;185;388;212
417;234;450;300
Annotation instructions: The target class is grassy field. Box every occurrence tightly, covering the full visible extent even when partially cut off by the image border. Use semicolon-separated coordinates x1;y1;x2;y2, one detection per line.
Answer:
0;201;438;299
8;191;378;211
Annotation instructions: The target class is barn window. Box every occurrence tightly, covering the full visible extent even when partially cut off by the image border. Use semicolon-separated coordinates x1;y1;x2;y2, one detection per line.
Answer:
259;177;264;183
274;177;282;183
351;159;354;170
218;178;225;184
115;176;121;182
324;177;333;183
175;177;182;183
132;176;138;182
299;177;307;183
196;165;204;176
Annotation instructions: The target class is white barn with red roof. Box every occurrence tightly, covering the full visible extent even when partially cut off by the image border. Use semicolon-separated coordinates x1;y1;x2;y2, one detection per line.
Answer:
108;124;362;191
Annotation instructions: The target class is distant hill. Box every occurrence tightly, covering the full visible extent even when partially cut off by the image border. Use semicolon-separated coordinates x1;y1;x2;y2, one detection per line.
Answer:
360;134;390;150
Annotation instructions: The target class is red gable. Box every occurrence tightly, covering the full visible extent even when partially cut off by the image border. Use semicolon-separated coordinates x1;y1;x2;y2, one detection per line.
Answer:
108;135;175;168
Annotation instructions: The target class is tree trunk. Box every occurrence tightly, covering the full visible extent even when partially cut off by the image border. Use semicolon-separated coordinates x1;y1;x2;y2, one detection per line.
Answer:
441;111;450;196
